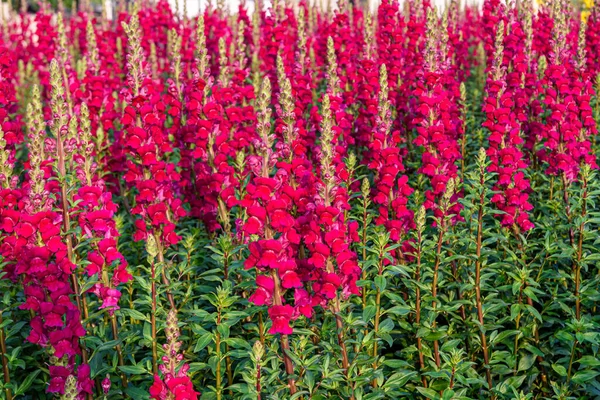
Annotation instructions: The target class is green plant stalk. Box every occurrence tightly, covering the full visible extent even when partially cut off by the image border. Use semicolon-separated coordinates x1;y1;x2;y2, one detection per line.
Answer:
215;307;223;400
561;174;575;247
513;286;523;363
460;88;468;183
431;224;446;369
574;173;588;320
56;120;90;368
270;269;297;394
566;340;578;383
332;297;350;370
415;228;426;386
258;312;265;344
256;363;262;400
450;256;469;354
513;228;547;386
155;238;176;311
475;187;492;390
128;280;135;325
361;205;368;311
223;249;230;281
151;262;158;375
326;257;351;379
0;312;12;400
220;251;233;394
226;343;233;396
110;314;127;387
216;332;222;400
372;254;384;363
449;365;456;390
331;294;354;398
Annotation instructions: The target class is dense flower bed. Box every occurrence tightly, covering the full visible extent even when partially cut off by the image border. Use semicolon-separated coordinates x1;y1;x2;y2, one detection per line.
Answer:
0;0;600;399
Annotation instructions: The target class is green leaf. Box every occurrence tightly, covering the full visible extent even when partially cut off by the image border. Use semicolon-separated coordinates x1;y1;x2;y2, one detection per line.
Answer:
374;275;387;292
385;305;411;316
14;370;41;396
363;305;377;322
383;371;417;388
125;386;151;399
577;356;600;367
518;354;535;371
416;387;440;399
119;365;148;375
119;308;150;323
552;364;567;377
194;333;214;352
571;370;600;385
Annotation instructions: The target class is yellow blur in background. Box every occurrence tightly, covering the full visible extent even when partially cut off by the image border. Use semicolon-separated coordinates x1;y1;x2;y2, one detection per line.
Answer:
582;0;593;21
535;0;593;22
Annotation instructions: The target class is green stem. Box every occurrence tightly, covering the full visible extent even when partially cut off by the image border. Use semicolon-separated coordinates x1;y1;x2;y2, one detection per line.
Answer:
431;227;445;369
110;315;127;387
0;311;12;400
475;191;492;390
574;174;587;320
415;230;426;386
372;255;384;362
216;331;222;400
566;340;578;384
151;262;158;375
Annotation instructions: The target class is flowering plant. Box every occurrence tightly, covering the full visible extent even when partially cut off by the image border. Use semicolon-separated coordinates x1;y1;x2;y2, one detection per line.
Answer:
0;1;599;399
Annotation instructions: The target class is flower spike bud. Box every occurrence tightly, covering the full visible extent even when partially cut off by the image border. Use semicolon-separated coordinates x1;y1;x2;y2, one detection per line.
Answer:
86;20;100;74
523;0;533;64
79;103;94;186
252;340;264;363
218;36;229;85
346;152;357;174
477;147;487;169
0;126;13;189
492;21;505;81
378;63;390;124
168;28;182;81
365;13;375;59
196;15;210;79
235;150;246;174
26;86;46;175
538;55;547;80
56;13;68;63
122;9;145;96
257;78;273;150
326;37;340;96
551;0;568;64
361;177;370;200
276;52;286;89
277;54;296;146
61;375;78;400
425;8;438;71
149;41;158;79
236;20;247;70
297;7;307;72
320;94;335;192
440;8;449;62
145;233;158;262
442;176;455;212
577;21;587;70
49;60;69;143
416;205;426;234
